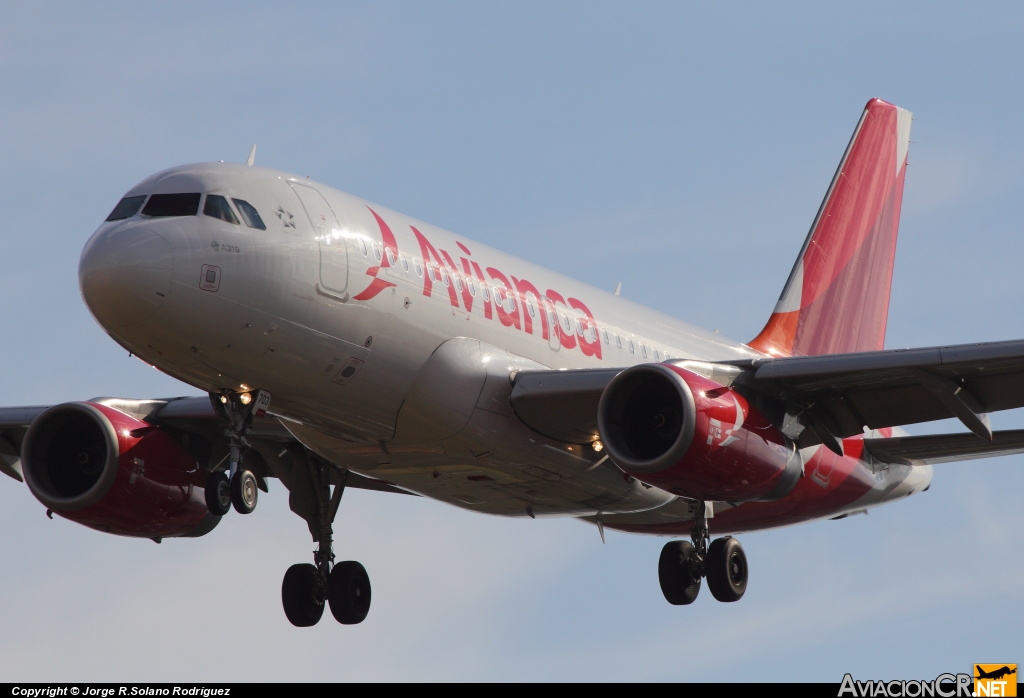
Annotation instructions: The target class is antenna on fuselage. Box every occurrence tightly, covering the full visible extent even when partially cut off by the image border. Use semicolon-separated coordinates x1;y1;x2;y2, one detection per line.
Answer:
246;144;257;166
613;282;622;296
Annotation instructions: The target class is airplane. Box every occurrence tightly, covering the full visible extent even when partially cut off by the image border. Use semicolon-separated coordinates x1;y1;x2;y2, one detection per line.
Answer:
975;667;1017;681
4;97;1024;627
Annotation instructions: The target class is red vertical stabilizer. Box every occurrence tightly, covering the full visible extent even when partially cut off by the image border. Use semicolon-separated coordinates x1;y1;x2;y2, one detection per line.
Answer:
748;98;912;357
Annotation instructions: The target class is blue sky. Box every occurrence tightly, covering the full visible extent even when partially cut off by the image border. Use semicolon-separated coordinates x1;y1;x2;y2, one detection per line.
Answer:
2;2;1022;682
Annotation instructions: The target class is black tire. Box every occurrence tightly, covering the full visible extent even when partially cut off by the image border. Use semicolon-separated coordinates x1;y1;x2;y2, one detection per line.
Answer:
282;563;325;627
204;471;231;516
658;540;701;605
328;561;372;625
231;469;258;514
705;536;747;602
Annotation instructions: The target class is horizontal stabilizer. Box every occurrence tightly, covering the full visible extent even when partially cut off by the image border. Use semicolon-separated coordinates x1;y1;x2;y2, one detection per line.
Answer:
864;430;1024;466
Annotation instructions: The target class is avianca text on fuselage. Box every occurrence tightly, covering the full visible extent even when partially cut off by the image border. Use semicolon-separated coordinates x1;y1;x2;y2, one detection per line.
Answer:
352;206;603;360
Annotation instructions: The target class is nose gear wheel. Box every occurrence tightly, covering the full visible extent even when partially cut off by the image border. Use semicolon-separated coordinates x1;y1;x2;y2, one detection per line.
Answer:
231;469;258;514
204;471;231;516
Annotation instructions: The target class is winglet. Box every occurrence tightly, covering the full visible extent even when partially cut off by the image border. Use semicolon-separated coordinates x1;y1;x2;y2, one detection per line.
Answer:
749;99;912;357
246;144;257;167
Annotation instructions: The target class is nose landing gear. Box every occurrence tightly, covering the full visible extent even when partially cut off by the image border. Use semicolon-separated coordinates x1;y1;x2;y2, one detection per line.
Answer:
658;501;748;605
204;390;269;516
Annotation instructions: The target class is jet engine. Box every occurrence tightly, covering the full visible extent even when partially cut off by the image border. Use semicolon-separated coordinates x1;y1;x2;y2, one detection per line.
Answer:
21;401;218;538
597;363;801;502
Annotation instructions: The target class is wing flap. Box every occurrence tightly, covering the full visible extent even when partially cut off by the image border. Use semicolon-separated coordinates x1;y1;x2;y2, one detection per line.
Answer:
864;429;1024;465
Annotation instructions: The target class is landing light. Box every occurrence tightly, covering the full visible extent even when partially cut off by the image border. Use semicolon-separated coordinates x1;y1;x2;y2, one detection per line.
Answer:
592;440;604;453
219;395;228;404
239;392;253;406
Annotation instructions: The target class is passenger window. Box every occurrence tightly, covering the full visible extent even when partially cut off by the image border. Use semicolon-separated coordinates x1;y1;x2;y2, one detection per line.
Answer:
628;338;635;354
468;279;477;297
653;348;661;361
414;258;423;277
482;286;490;302
142;193;201;217
454;275;463;292
372;242;382;261
440;269;449;286
429;267;437;282
616;334;622;350
560;312;572;334
106;195;146;221
358;238;368;256
400;254;409;272
601;329;609;345
232;199;266;230
386;248;396;266
585;325;596;343
506;294;516;313
204;195;240;224
640;343;648;359
527;300;536;317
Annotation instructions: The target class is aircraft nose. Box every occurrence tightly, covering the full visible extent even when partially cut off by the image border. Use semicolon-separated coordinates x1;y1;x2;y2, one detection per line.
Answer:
79;223;174;328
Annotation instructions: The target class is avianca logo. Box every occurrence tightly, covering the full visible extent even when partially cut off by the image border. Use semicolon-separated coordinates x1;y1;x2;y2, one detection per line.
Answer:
707;393;746;449
351;206;602;360
351;209;399;301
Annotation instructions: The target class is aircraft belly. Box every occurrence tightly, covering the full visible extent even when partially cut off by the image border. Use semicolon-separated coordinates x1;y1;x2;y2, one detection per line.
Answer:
282;389;676;518
593;449;923;536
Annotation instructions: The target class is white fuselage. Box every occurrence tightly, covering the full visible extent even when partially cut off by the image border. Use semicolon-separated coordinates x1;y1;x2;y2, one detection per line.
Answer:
79;162;929;526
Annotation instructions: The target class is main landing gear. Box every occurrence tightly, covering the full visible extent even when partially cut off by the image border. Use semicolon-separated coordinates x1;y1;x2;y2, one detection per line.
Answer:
658;501;748;605
281;455;371;627
204;390;265;516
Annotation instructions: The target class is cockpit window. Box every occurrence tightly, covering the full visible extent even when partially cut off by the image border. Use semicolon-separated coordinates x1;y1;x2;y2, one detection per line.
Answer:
203;195;239;224
232;199;266;230
106;195;147;221
142;193;201;217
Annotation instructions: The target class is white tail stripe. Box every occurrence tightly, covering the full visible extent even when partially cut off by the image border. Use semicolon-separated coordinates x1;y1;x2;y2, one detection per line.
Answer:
895;107;912;176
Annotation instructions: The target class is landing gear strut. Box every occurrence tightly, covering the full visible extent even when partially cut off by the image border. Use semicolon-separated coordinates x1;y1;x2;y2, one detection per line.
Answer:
658;501;748;605
281;454;371;627
204;390;267;516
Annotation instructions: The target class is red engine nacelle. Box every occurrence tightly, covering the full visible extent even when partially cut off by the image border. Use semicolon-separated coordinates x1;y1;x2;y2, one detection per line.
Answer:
597;363;801;502
21;401;218;538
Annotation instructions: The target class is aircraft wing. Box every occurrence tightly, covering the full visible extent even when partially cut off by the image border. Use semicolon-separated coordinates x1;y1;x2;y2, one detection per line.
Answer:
511;338;1024;457
0;398;415;496
863;430;1024;465
729;338;1024;451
